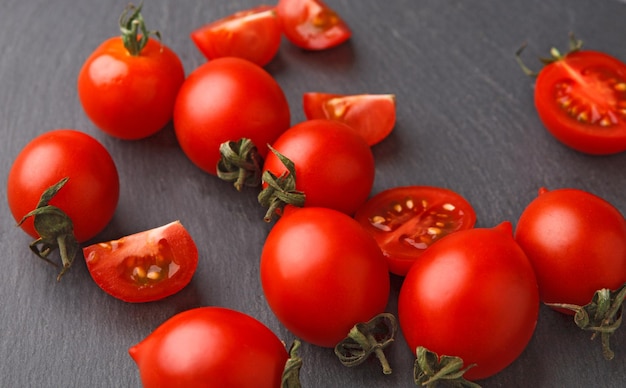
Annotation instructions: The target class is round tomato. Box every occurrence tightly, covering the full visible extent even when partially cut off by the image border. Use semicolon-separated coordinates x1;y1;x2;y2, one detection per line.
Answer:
8;129;119;243
129;307;293;387
83;221;198;303
77;3;185;140
260;119;374;218
398;222;539;381
354;186;477;276
174;57;290;176
260;207;390;348
514;188;626;309
191;5;282;67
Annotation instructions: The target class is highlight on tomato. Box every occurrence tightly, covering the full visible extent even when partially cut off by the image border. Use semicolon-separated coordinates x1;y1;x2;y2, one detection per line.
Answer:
276;0;351;50
398;222;539;382
354;186;477;276
303;92;397;146
83;221;198;303
129;307;302;387
517;35;626;154
191;5;282;67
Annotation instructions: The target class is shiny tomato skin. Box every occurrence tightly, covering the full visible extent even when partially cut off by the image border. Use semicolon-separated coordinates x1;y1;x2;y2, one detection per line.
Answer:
260;207;390;348
534;50;626;154
262;119;374;215
174;57;290;175
398;222;539;381
191;5;282;67
83;221;198;303
129;307;289;387
276;0;351;50
354;186;477;276
7;129;119;243
77;37;185;140
514;188;626;309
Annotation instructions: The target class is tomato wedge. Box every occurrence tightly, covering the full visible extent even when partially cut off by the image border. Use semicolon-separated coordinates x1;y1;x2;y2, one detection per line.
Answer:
83;221;198;303
303;92;396;145
190;5;281;67
354;186;477;276
276;0;351;50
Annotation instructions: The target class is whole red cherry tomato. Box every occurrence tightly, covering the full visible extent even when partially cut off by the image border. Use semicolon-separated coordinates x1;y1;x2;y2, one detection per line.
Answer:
77;3;185;140
398;222;539;382
129;307;297;387
83;221;198;303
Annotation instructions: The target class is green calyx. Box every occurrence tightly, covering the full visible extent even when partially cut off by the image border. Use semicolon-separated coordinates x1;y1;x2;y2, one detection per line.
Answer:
17;177;79;282
217;138;264;191
414;347;480;388
119;1;161;56
281;340;303;388
515;32;583;77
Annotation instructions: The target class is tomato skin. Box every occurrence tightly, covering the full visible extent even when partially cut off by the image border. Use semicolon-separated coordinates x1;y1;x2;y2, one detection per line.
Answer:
398;222;539;381
262;119;374;215
534;50;626;154
77;37;185;140
129;307;289;387
260;207;390;348
83;221;198;303
174;57;290;175
514;188;626;309
276;0;351;50
191;5;282;67
354;186;477;276
7;129;119;243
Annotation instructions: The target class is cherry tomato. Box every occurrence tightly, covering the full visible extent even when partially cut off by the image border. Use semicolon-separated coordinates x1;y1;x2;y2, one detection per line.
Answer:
77;3;185;140
398;222;539;381
354;186;477;276
276;0;351;50
129;307;291;387
174;57;290;176
260;207;390;348
191;5;281;67
303;92;396;146
7;129;119;243
514;188;626;309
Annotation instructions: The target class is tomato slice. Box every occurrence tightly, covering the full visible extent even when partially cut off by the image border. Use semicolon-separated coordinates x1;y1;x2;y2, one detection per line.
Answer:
83;221;198;303
276;0;351;50
354;186;477;276
303;92;396;145
190;5;281;67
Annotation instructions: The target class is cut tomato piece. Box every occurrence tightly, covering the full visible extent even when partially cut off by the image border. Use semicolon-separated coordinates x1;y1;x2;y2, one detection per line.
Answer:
191;5;281;66
83;221;198;303
354;186;477;276
276;0;351;50
303;92;396;145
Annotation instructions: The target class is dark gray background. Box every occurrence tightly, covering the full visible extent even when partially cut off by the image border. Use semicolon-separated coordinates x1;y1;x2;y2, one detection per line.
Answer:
2;0;626;387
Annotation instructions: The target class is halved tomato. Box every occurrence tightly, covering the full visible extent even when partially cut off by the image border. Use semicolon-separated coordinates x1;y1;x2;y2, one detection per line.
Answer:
354;186;477;276
303;92;396;145
83;221;198;303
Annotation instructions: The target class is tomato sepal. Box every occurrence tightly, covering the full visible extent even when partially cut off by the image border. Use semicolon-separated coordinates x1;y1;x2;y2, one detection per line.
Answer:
515;33;584;77
217;138;264;191
119;2;160;56
414;347;480;388
282;340;303;388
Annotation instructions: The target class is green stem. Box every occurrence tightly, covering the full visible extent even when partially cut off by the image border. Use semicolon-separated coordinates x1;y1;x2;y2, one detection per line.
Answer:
119;1;160;56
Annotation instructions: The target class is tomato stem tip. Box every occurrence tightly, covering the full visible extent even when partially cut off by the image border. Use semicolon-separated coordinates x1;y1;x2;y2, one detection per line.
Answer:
119;1;161;56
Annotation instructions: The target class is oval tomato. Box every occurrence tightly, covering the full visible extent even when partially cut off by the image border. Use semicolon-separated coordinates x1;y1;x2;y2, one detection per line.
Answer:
191;5;282;67
276;0;351;50
83;221;198;303
354;186;477;276
514;188;626;309
398;222;539;381
77;3;185;140
303;92;396;145
260;207;390;348
174;57;290;176
129;307;292;387
7;129;119;243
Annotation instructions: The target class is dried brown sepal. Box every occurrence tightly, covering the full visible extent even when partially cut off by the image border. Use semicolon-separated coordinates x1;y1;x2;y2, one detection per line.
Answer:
413;347;480;388
281;340;303;388
217;138;264;191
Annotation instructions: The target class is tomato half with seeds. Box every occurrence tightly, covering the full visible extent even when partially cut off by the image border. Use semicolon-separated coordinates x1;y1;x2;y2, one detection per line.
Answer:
354;186;476;276
303;92;396;146
83;221;198;303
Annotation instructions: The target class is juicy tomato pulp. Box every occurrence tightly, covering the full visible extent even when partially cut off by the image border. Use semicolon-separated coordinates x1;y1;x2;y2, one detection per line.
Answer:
83;221;198;303
354;186;477;276
535;50;626;154
303;92;396;145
